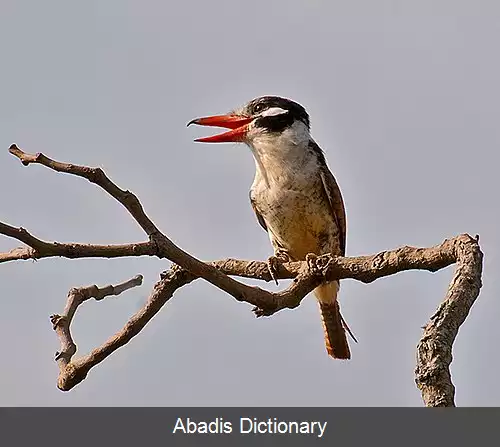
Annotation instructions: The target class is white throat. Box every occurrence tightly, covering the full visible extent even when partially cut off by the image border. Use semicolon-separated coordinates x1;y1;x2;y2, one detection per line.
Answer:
246;120;311;187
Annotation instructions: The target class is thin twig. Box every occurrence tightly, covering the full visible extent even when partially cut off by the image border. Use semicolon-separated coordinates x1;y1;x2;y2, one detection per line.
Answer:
9;144;159;236
0;222;157;264
51;275;143;390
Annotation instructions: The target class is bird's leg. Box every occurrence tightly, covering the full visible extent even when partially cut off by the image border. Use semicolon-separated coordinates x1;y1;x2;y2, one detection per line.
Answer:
252;249;291;318
267;248;291;286
253;248;287;318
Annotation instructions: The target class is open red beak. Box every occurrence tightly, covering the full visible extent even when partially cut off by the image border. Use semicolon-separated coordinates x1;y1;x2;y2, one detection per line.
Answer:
187;114;253;143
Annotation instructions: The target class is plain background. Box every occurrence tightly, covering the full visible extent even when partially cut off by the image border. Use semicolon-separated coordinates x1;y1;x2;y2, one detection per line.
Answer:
1;0;498;406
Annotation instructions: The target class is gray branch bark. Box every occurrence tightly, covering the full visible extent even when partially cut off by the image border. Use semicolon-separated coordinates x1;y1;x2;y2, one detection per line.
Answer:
1;144;483;406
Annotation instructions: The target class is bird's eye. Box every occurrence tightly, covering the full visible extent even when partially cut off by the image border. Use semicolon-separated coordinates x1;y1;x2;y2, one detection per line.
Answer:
253;103;264;113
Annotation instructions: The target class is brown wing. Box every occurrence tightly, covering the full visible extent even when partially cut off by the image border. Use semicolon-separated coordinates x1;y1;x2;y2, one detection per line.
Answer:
309;141;347;256
319;167;347;256
249;191;268;232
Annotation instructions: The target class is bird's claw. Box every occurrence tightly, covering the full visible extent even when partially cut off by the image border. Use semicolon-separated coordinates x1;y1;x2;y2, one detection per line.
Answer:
252;305;275;318
306;253;321;274
267;256;280;285
266;250;290;286
306;252;332;276
253;306;266;317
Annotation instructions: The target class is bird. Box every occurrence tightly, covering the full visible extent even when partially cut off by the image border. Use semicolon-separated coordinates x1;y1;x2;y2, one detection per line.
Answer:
187;95;356;360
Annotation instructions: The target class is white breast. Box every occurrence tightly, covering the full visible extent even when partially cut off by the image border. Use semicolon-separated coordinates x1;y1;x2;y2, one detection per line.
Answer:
248;128;338;260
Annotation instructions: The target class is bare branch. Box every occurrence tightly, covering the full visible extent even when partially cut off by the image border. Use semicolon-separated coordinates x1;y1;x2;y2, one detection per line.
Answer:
51;275;143;390
7;144;275;309
0;222;157;263
55;269;187;391
415;234;483;407
204;235;468;316
4;145;484;406
212;235;483;407
9;144;160;237
52;234;482;408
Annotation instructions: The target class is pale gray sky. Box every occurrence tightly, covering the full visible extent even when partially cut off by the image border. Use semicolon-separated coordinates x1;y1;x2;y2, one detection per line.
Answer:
1;0;498;406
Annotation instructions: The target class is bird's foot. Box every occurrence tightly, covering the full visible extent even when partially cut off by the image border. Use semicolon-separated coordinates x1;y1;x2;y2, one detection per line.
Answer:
305;253;321;274
267;249;291;286
306;252;332;276
252;305;274;318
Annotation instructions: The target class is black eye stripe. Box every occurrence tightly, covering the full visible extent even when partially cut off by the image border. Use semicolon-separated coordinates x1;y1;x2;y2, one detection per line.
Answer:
254;113;295;132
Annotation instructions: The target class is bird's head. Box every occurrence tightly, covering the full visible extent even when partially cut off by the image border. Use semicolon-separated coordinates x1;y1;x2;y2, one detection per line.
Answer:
187;96;311;147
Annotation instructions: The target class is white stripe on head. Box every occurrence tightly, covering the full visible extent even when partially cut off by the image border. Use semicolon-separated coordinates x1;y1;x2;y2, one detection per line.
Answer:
260;107;288;117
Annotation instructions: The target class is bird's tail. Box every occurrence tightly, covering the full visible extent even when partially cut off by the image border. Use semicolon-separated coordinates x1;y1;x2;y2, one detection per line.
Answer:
314;281;354;360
